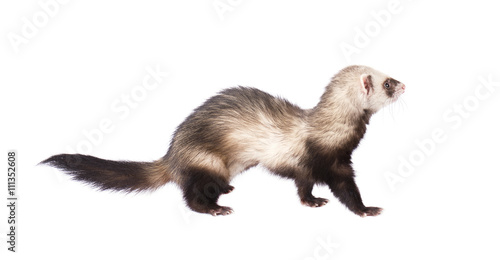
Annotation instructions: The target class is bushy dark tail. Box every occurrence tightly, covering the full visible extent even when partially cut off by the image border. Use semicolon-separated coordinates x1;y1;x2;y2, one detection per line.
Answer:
40;154;171;192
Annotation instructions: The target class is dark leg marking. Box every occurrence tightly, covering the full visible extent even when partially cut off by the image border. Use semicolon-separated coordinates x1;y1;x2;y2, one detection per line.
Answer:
221;185;234;194
327;175;382;217
182;168;234;216
295;179;329;208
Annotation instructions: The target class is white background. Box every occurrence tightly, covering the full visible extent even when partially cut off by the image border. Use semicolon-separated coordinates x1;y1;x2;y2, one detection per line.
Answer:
1;0;499;259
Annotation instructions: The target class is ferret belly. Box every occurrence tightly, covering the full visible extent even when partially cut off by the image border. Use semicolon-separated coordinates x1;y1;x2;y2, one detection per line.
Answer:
224;119;308;178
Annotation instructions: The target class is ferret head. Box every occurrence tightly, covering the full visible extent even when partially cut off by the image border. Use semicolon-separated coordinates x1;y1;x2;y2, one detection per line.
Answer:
330;65;405;113
358;67;405;112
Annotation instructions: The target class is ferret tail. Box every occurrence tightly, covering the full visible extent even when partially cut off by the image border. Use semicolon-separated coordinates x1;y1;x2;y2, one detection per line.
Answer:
40;154;172;192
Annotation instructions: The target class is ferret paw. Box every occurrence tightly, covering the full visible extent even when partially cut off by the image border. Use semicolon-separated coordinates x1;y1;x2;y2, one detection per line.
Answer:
301;197;329;208
209;206;234;216
221;185;235;194
357;207;383;217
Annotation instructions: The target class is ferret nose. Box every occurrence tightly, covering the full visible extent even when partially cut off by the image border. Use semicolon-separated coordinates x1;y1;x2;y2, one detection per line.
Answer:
401;84;406;91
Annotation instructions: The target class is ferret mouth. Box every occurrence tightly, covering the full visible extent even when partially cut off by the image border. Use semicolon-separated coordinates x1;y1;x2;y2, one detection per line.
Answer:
394;84;406;99
393;90;404;100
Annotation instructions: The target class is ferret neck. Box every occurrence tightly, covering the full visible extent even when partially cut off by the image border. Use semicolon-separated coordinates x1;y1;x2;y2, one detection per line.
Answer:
306;85;372;147
309;85;368;124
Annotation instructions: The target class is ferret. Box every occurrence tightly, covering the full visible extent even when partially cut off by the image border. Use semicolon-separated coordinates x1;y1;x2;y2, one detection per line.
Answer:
41;65;405;217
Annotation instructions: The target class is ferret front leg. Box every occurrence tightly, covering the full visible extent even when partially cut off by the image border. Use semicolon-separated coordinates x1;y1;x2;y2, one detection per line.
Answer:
295;179;329;207
327;168;383;217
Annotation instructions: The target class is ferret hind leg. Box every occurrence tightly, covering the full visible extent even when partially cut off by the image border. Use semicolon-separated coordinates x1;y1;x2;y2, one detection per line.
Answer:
182;167;234;216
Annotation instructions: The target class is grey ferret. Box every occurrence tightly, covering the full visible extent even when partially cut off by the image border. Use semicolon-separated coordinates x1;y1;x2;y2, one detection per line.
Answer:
42;65;405;217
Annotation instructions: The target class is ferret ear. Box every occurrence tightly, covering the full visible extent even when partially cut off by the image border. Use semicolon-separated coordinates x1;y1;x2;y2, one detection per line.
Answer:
359;74;373;96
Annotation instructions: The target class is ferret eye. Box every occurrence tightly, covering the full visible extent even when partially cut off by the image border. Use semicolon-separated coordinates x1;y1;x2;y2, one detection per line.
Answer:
384;82;390;89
